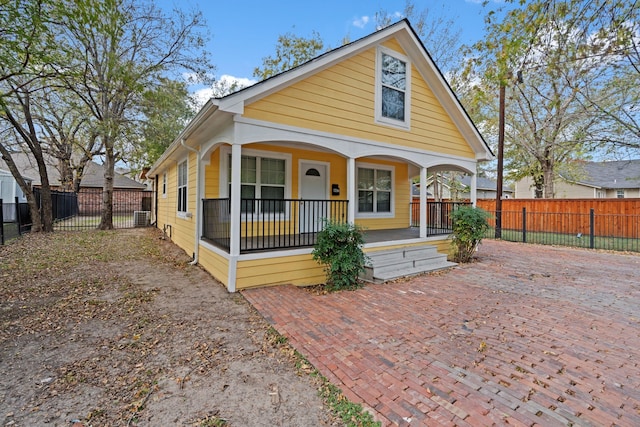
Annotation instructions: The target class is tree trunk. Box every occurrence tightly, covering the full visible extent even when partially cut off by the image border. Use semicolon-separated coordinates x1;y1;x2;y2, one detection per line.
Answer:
58;157;74;191
99;144;115;230
543;168;555;199
34;152;53;232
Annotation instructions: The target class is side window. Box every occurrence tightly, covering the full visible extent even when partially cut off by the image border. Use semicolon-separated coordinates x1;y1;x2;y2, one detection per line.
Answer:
177;161;187;212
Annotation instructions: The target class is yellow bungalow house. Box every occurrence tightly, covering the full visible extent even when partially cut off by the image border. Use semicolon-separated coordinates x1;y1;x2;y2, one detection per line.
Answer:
147;20;492;292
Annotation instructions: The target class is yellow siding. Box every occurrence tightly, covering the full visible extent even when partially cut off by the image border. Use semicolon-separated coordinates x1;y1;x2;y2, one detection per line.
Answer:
198;244;229;285
155;151;197;258
235;254;325;290
204;149;221;199
243;38;474;159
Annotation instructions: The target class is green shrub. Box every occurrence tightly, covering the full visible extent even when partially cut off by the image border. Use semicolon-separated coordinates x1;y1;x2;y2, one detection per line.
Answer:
451;206;490;263
312;221;368;292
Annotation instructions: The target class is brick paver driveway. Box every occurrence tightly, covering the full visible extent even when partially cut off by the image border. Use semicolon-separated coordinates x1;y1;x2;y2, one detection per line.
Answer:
243;240;640;426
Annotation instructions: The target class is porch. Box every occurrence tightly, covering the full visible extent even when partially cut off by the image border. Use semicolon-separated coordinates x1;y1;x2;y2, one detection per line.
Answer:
201;198;470;253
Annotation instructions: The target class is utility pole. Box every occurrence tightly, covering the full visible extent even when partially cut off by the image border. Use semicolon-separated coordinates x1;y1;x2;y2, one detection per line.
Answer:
495;82;505;239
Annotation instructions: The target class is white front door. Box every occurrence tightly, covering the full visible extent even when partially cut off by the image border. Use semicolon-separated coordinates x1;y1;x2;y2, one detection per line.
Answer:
300;162;327;233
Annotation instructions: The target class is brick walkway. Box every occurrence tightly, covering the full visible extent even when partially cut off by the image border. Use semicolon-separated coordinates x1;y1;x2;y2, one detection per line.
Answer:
243;240;640;426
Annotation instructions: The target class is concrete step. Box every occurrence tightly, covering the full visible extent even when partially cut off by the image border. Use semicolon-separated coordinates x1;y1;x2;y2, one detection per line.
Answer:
365;246;440;267
361;244;455;284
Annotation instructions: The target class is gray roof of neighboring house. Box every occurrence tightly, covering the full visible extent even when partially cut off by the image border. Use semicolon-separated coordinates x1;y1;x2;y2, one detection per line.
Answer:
0;152;145;189
570;160;640;189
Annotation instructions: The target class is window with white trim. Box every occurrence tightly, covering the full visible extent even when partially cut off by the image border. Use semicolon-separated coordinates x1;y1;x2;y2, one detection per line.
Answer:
177;160;188;212
162;172;167;197
357;166;393;214
376;47;410;128
617;189;625;198
228;154;287;214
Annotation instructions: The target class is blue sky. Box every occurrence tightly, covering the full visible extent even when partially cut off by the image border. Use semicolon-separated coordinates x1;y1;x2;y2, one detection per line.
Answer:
157;0;503;87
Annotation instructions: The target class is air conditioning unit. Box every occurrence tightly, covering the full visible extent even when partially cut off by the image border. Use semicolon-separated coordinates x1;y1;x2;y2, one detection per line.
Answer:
134;210;150;227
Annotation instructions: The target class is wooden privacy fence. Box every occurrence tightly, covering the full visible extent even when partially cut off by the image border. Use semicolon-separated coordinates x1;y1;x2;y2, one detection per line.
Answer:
476;198;640;239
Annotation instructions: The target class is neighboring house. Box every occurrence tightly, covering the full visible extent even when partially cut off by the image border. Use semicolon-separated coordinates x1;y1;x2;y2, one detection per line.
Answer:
0;153;148;215
515;160;640;199
460;175;514;200
1;168;32;221
147;20;493;292
414;175;513;200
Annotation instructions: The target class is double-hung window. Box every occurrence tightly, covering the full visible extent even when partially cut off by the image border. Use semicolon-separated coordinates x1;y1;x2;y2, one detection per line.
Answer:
357;165;393;215
376;47;410;128
177;160;187;213
228;153;287;214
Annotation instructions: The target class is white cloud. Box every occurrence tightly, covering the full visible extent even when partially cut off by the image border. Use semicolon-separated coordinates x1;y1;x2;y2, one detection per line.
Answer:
352;16;370;29
217;74;257;90
191;74;258;108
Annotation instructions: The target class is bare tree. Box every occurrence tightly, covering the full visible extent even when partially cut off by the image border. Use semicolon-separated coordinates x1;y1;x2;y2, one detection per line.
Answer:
0;80;54;231
56;0;213;229
460;0;632;198
375;0;463;73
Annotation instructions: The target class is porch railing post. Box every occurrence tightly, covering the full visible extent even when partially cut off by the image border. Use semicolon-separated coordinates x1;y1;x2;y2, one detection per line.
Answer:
419;167;427;238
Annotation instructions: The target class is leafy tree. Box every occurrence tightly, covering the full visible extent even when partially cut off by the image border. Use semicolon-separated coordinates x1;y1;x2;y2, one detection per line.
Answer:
128;77;196;169
460;0;629;198
0;0;60;232
35;85;101;192
253;31;324;80
55;0;213;229
0;0;55;92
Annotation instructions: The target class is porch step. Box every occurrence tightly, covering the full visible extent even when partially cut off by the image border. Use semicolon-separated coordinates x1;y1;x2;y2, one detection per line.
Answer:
361;244;456;284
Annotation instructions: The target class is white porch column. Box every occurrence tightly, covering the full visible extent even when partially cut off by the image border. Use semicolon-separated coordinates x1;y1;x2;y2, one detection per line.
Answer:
228;144;242;292
420;167;427;238
229;144;242;256
347;157;356;224
470;173;478;207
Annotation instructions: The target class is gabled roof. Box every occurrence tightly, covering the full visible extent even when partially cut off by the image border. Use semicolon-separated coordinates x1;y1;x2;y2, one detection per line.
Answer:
149;19;492;175
569;160;640;189
0;152;145;189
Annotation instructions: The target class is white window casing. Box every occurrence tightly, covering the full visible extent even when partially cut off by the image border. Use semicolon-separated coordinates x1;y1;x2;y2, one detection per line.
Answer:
177;159;188;216
375;46;411;130
356;162;395;219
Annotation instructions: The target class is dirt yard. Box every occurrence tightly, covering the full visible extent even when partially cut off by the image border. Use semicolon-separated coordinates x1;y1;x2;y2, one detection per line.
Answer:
0;228;337;426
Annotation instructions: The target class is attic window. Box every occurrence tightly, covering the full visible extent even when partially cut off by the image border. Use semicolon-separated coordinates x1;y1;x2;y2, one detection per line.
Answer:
375;46;411;129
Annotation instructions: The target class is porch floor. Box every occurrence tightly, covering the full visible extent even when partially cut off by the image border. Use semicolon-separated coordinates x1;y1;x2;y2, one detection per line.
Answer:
204;227;452;253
